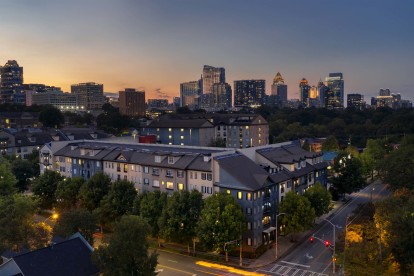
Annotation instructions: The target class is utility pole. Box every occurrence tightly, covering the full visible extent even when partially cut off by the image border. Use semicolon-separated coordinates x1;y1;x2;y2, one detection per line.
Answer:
239;222;242;266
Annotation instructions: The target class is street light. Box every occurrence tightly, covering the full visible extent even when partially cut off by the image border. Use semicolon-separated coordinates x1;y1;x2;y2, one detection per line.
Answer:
323;218;338;274
370;187;375;201
275;212;287;259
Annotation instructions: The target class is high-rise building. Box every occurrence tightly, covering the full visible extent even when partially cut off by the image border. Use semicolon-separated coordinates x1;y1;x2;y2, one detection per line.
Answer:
299;78;310;107
271;72;287;107
71;82;105;110
317;79;329;107
211;83;232;110
180;79;202;109
147;99;169;110
233;80;265;108
201;65;225;109
119;88;146;117
325;73;344;109
379;88;391;96
0;60;24;104
347;94;365;110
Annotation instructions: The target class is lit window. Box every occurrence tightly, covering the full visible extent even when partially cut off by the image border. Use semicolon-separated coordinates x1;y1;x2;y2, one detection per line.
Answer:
227;190;231;194
245;126;249;129
168;128;172;132
238;191;242;200
168;135;172;139
153;180;160;187
178;183;184;190
246;193;252;201
166;182;174;189
180;136;184;139
180;128;184;132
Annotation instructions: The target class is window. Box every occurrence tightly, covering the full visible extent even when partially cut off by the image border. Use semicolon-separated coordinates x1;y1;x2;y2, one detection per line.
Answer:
166;169;173;177
73;169;77;174
180;128;184;132
237;191;242;200
73;158;77;164
247;238;252;246
144;178;149;185
281;184;285;193
207;173;212;181
190;172;193;179
96;161;100;168
168;135;172;139
168;156;174;164
246;208;252;215
194;172;197;179
166;181;174;189
246;193;252;201
124;164;128;173
247;222;251;230
226;190;231;194
155;155;161;163
144;167;149;173
178;183;184;190
67;157;72;163
201;186;206;193
152;168;160;175
153;180;160;187
117;175;121;180
201;173;206;180
177;170;184;178
117;164;121;172
124;175;127;180
131;165;135;171
168;128;172;132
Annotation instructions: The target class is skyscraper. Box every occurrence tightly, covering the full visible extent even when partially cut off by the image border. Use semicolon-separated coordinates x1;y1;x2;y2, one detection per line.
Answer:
0;60;24;104
347;94;365;110
299;78;310;107
233;80;265;108
325;73;344;109
317;79;329;107
71;82;105;110
271;72;287;107
201;65;225;109
211;82;232;110
180;79;202;109
119;88;146;117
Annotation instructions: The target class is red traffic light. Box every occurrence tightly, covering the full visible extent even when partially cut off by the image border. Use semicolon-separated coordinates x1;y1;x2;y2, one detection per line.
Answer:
324;240;330;247
309;236;314;243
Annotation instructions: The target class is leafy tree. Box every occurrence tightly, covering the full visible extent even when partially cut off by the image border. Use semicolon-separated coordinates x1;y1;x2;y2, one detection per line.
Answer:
322;135;340;152
95;179;137;225
39;105;64;128
379;144;414;191
53;208;97;245
79;172;111;211
55;177;85;211
132;191;168;246
332;152;365;197
304;183;332;217
92;215;158;276
29;222;53;250
0;157;18;196
208;137;226;147
359;139;386;179
12;159;35;191
32;170;63;209
279;191;315;242
196;193;245;251
159;190;203;252
0;195;39;252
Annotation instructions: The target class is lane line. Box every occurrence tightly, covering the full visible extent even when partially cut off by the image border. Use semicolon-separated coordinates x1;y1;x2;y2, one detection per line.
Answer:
158;264;196;275
280;261;310;268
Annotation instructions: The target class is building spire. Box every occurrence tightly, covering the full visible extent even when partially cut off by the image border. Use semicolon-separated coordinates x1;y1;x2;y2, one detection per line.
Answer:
273;72;284;84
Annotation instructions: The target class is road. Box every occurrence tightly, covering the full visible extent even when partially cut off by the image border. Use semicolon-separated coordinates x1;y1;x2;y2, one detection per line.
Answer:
256;180;391;276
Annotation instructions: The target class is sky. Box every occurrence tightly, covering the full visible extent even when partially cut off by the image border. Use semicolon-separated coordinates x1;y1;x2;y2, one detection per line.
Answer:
1;0;413;102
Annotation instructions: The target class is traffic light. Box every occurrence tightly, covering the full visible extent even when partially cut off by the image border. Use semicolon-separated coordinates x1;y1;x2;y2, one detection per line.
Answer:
309;236;314;243
324;240;330;247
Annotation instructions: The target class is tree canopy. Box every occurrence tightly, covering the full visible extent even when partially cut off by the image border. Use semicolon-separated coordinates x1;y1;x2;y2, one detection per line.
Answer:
79;172;111;211
32;170;63;209
39;105;64;128
304;183;332;217
0;157;18;196
332;152;366;197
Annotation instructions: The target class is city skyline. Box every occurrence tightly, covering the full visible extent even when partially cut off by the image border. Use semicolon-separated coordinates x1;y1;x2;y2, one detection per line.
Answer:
1;0;413;102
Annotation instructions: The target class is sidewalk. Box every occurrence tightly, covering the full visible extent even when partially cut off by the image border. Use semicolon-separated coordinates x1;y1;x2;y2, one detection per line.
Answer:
248;200;345;268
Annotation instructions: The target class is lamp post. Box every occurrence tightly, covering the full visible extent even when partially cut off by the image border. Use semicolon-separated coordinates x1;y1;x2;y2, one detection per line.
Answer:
275;212;287;259
323;218;337;274
370;187;375;202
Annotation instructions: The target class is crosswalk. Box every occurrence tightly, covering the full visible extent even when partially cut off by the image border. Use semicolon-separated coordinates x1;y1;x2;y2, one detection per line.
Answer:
256;263;328;276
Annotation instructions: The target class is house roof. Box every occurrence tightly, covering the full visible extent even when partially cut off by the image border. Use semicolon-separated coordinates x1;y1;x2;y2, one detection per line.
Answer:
216;153;269;191
7;237;98;276
257;144;320;164
147;115;214;128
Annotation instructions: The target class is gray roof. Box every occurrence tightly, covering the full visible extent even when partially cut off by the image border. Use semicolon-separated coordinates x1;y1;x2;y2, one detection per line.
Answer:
257;144;320;164
216;153;269;191
148;115;214;128
269;170;292;183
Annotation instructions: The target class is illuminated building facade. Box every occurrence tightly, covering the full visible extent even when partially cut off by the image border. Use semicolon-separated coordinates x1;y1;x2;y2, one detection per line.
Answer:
201;65;225;109
234;80;265;108
347;93;365;110
270;72;287;107
30;90;84;112
325;73;344;109
0;60;24;104
299;78;310;107
180;79;202;109
119;88;146;117
71;82;105;110
211;83;232;110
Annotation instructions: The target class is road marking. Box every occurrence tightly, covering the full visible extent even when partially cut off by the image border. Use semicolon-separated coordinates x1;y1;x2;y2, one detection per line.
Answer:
158;264;195;275
195;269;218;275
280;261;311;268
305;253;313;259
168;259;178;263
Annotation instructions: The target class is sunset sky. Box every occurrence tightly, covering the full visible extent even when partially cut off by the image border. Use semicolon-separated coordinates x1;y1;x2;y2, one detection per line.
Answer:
1;0;413;102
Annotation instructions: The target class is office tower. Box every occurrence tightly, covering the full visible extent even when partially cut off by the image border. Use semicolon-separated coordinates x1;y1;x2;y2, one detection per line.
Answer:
299;78;310;107
0;60;24;104
270;72;288;107
211;83;232;110
119;88;146;117
325;73;344;109
201;65;225;109
180;79;202;109
347;94;365;110
308;86;320;107
147;99;169;110
317;79;329;107
71;82;105;110
233;80;265;108
379;88;391;96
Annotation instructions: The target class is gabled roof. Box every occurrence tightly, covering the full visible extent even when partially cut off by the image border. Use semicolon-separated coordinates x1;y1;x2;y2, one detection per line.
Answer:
257;144;320;164
3;236;98;276
147;114;214;128
216;153;269;191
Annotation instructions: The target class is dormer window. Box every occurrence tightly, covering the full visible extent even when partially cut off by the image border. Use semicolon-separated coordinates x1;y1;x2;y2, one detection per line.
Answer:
168;156;174;164
155;155;161;163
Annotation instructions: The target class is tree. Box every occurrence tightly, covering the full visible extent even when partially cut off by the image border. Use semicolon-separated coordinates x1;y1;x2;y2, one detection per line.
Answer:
39;105;64;128
208;138;227;147
132;191;168;246
379;144;414;191
304;183;332;217
92;215;158;276
359;139;386;179
0;157;18;196
279;191;315;242
159;190;203;252
196;193;245;251
32;170;63;209
0;195;39;252
79;172;111;211
322;135;340;152
332;152;366;197
53;208;97;245
95;180;137;225
11;159;35;191
55;177;84;211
